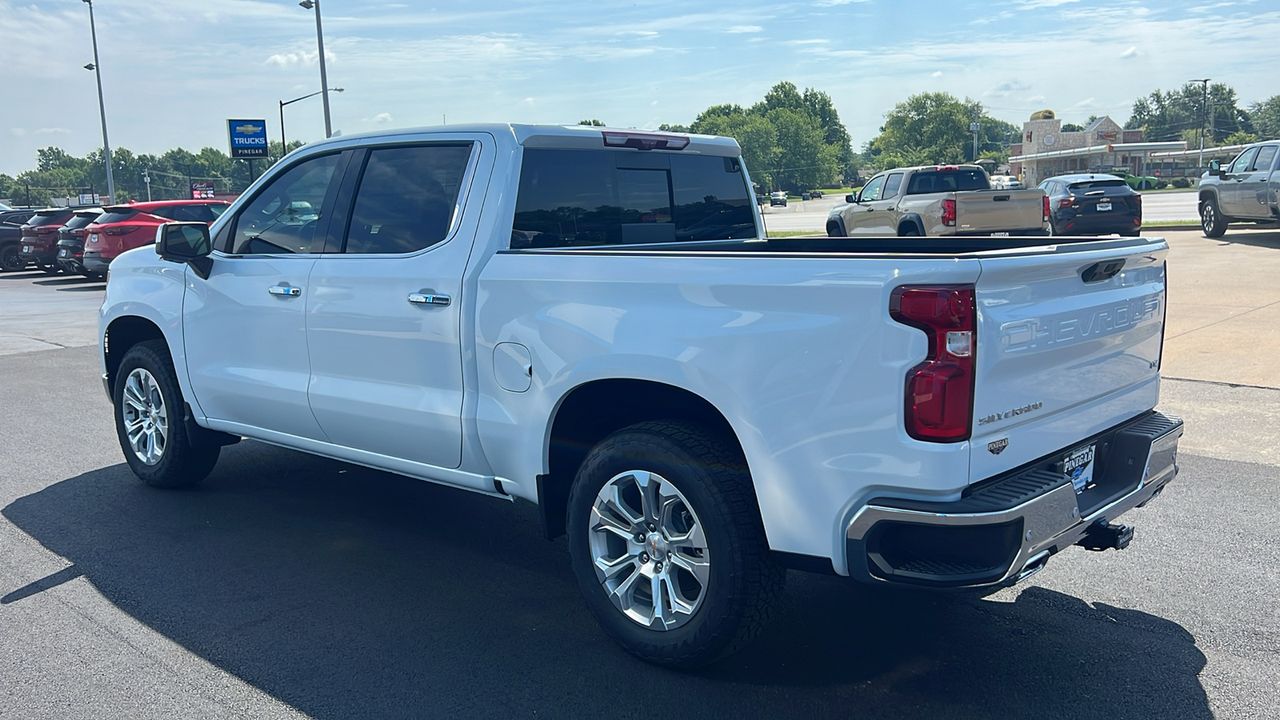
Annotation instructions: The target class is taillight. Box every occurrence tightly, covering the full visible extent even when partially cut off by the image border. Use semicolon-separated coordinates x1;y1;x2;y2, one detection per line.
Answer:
941;198;956;227
103;226;133;236
1044;195;1053;221
890;285;976;442
1057;197;1073;210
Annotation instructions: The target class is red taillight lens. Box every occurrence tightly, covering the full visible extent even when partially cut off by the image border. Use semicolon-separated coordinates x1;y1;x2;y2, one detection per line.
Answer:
102;226;133;236
941;198;956;227
890;285;976;442
1057;197;1073;210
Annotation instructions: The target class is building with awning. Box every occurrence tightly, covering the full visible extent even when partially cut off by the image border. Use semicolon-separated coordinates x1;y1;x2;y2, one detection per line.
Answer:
1005;113;1185;185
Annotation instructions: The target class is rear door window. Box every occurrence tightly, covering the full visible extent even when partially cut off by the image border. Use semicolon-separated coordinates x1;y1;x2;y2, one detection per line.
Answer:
342;144;473;254
882;173;904;198
1250;145;1277;172
511;148;755;248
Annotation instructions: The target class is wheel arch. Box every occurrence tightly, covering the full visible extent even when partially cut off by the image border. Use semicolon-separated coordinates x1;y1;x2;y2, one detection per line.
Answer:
897;214;925;236
103;315;167;394
537;378;753;540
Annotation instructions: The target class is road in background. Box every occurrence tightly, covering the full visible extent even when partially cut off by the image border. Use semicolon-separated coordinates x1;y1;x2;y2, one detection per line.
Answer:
764;189;1201;235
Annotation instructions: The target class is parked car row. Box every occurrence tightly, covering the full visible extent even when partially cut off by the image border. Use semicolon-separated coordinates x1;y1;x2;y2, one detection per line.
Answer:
0;199;229;277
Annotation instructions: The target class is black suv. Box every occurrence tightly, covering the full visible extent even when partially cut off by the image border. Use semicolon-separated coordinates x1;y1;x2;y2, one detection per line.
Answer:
0;208;37;271
1039;174;1141;236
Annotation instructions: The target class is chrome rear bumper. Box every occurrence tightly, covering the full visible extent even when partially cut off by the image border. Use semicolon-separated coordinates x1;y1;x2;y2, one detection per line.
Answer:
845;412;1183;588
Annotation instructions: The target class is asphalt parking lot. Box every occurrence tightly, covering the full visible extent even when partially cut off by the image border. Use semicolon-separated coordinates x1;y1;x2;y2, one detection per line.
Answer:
1;229;1278;719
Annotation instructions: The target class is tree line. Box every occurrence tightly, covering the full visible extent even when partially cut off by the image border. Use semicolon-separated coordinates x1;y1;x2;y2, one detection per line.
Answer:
7;81;1280;207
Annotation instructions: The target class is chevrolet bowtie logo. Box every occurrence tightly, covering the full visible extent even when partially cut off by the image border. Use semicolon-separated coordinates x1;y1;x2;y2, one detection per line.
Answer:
235;124;262;134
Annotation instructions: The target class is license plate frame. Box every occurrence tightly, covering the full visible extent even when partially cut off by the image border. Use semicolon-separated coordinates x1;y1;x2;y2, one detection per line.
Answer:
1096;202;1112;212
1061;443;1097;495
991;231;1010;237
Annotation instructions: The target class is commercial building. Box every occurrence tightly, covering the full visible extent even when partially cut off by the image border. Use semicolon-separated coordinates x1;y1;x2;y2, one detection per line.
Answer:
1007;115;1184;186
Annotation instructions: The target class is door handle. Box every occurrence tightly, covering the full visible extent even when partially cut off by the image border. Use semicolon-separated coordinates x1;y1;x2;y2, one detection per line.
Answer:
408;292;451;306
268;284;301;297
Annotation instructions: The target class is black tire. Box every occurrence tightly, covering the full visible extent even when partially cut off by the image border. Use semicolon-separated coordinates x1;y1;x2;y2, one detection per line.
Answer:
0;244;23;272
113;339;220;488
899;224;921;237
566;421;784;668
826;219;846;238
1201;196;1228;238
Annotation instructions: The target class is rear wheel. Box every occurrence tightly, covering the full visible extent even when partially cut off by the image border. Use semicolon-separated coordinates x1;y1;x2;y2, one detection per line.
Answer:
113;339;220;488
899;224;921;237
566;421;783;668
37;262;60;275
0;244;23;271
1201;197;1228;238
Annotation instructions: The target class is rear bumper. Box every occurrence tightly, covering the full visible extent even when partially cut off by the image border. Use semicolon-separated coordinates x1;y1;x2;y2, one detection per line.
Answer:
82;251;113;274
19;244;57;263
845;411;1182;589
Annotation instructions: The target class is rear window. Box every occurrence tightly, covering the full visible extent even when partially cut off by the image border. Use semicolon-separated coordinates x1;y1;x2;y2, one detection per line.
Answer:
511;148;757;248
1068;179;1128;191
905;169;989;194
151;204;224;223
25;211;69;227
63;213;99;230
95;209;140;224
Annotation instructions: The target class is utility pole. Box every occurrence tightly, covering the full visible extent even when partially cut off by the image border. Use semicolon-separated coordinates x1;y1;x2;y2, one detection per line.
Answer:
299;0;334;138
970;118;981;163
143;169;151;201
83;0;115;202
1190;78;1210;167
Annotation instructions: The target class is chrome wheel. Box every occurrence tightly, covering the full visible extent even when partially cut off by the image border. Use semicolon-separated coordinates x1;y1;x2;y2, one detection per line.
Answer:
588;470;710;631
1201;203;1214;233
121;368;168;465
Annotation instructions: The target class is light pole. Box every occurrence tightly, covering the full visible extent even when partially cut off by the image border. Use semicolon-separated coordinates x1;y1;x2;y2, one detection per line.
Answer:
83;0;115;202
298;0;334;138
279;88;344;152
1190;78;1210;167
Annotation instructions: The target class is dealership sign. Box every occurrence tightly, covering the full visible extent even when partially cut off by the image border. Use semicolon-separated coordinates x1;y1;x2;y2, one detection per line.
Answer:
227;118;268;158
191;181;215;199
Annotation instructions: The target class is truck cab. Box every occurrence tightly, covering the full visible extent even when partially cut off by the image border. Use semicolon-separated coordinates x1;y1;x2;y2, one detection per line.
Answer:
1198;140;1280;238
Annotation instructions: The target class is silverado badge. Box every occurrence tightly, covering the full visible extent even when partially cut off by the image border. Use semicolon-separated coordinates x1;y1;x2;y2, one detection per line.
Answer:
988;438;1008;455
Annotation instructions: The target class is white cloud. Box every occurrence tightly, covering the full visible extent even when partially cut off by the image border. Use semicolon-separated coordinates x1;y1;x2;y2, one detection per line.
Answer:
34;127;71;135
265;49;336;67
930;70;944;78
1120;46;1139;58
785;38;830;46
364;112;393;124
1015;0;1080;8
725;25;762;34
986;80;1032;98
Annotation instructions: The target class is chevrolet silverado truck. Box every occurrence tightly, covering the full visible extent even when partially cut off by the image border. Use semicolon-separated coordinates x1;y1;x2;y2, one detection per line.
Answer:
99;124;1183;667
1198;139;1280;238
827;164;1049;237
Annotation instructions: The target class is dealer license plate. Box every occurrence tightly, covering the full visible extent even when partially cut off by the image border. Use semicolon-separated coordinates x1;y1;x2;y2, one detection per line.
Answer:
1062;444;1096;494
1096;202;1112;212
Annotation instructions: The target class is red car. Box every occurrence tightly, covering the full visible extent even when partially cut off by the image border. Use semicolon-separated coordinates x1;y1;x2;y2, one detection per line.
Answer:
18;207;76;274
82;200;229;275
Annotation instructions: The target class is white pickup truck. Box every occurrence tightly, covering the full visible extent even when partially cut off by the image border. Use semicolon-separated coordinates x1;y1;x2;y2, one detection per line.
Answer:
99;124;1183;668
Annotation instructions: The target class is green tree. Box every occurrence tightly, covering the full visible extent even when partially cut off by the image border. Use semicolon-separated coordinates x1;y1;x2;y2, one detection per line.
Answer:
762;107;836;191
1126;82;1253;143
1249;95;1280;138
1062;123;1085;132
578;119;605;126
691;109;780;190
657;123;691;133
867;92;972;169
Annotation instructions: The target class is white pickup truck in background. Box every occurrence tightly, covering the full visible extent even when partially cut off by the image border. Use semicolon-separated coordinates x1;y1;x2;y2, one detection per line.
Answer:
99;124;1183;667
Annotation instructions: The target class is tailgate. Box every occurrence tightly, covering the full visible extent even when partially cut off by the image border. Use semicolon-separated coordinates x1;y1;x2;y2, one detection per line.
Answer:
969;238;1167;481
955;190;1045;233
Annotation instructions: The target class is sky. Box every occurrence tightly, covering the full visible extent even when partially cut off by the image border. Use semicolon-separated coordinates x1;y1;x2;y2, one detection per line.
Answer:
1;0;1277;175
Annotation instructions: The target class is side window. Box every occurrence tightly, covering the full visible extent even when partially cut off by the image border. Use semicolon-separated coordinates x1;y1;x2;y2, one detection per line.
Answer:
882;173;904;198
1250;145;1277;173
343;144;473;254
1229;148;1259;175
860;175;886;202
229;153;341;254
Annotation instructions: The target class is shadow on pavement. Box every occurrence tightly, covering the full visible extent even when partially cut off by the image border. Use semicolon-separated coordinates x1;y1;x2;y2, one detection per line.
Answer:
0;271;48;280
33;276;97;287
1212;228;1280;250
55;284;106;292
2;441;1212;719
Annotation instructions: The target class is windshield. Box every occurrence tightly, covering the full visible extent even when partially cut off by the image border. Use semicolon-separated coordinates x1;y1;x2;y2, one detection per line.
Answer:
1069;179;1128;191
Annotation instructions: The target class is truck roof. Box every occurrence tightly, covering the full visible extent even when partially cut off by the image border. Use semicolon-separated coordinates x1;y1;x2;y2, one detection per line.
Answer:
302;123;743;158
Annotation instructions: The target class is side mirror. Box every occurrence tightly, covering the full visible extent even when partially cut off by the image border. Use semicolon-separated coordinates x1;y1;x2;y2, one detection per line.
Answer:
156;222;213;278
846;193;858;204
1208;159;1223;176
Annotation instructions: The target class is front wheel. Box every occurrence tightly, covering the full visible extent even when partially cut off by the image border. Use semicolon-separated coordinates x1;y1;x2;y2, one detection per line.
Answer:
566;421;784;668
113;339;220;488
0;244;23;271
1201;197;1228;238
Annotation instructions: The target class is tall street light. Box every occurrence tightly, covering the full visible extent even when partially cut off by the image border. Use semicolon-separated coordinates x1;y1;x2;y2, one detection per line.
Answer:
298;0;334;138
83;0;115;202
1190;78;1210;167
279;88;344;151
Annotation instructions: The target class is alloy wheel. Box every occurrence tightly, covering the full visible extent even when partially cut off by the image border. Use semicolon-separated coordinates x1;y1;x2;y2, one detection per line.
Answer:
587;470;710;631
121;368;168;465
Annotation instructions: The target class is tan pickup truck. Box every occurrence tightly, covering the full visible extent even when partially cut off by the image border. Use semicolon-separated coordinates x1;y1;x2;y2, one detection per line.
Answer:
827;165;1049;237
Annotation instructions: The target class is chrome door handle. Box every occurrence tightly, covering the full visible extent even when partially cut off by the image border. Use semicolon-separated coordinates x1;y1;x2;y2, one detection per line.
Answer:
268;285;301;297
408;292;450;306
